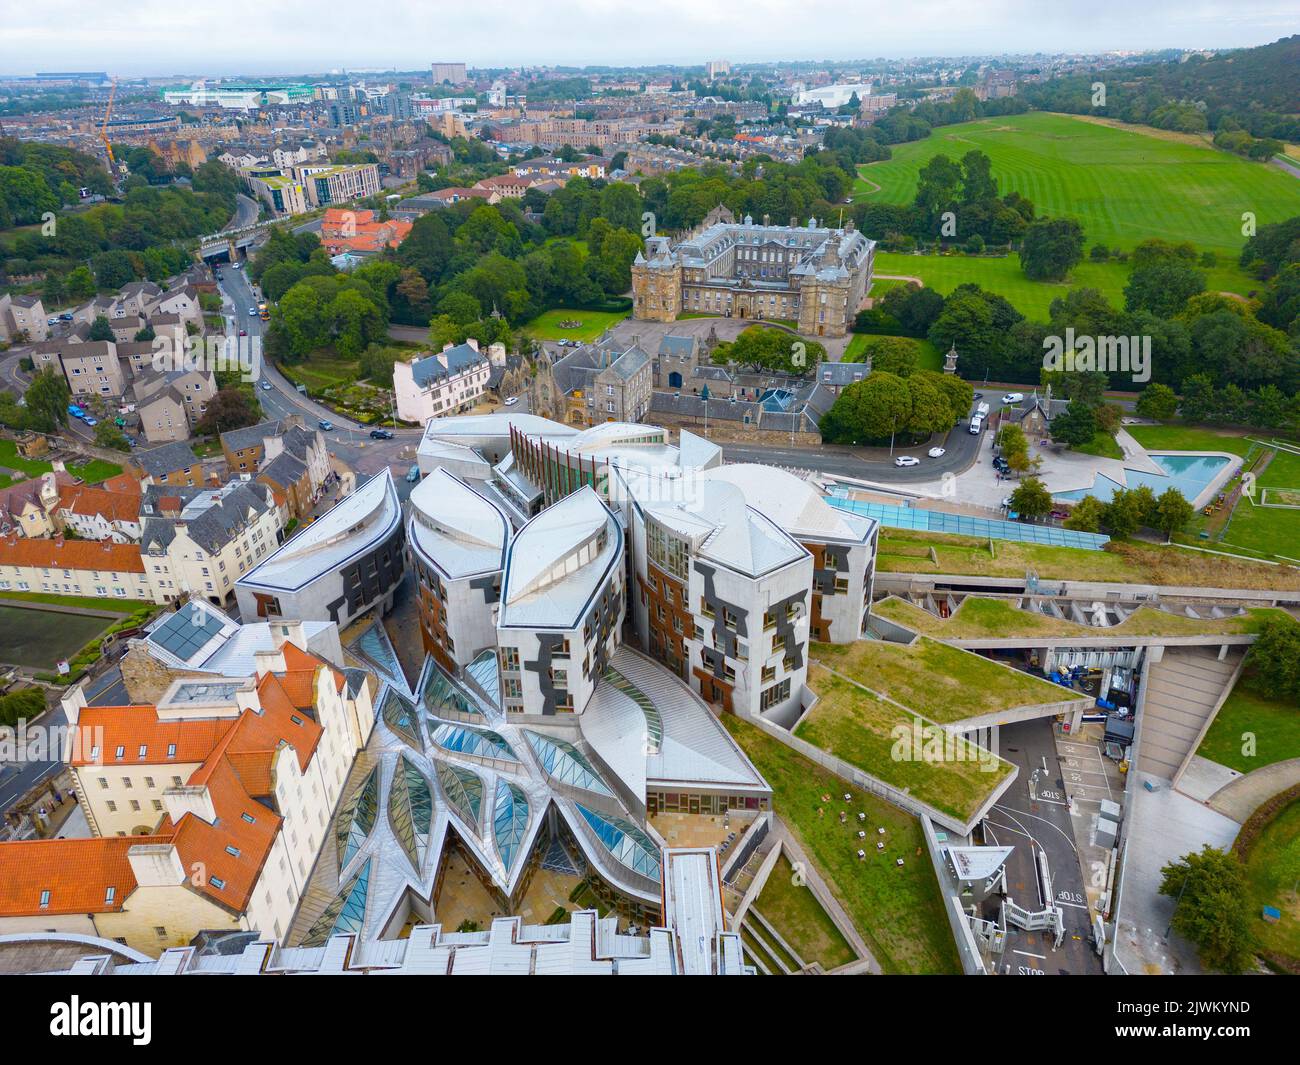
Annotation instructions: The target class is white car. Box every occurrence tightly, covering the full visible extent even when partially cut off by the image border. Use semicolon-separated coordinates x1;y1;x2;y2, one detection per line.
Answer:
928;447;946;458
1002;392;1024;404
894;455;920;468
504;396;519;406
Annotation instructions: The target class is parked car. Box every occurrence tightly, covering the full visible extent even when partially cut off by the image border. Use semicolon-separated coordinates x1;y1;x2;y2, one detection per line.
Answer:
296;384;308;394
59;312;73;321
317;420;334;432
993;455;1010;472
83;416;98;427
1002;392;1024;404
928;447;946;458
969;416;984;435
406;464;421;483
894;455;920;467
67;404;83;417
369;428;393;440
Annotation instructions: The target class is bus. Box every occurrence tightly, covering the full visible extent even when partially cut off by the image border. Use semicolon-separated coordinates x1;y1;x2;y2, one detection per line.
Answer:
258;301;270;321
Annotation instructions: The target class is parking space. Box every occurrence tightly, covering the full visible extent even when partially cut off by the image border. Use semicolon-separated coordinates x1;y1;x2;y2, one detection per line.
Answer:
1055;738;1117;804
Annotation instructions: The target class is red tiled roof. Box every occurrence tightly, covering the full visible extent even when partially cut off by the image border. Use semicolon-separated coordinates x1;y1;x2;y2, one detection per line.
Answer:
0;835;170;916
58;483;143;525
0;535;145;573
69;708;233;767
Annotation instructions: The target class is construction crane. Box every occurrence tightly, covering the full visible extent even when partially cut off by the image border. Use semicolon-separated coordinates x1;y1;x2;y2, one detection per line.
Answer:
99;77;118;176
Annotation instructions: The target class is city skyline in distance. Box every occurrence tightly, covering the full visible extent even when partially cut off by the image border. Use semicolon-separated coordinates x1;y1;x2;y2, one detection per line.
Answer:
1;0;1297;76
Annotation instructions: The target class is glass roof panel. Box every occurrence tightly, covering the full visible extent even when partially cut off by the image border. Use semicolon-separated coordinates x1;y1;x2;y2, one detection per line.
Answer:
575;804;661;881
435;759;484;832
381;689;424;751
524;730;612;796
388;754;433;872
431;722;517;763
492;779;529;871
300;859;370;947
335;765;379;871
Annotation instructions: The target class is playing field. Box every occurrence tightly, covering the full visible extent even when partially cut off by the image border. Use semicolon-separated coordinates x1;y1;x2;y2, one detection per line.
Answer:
855;112;1300;255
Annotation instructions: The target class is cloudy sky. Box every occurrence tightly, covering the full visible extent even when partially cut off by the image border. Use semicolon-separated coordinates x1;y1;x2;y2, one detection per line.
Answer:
1;0;1295;75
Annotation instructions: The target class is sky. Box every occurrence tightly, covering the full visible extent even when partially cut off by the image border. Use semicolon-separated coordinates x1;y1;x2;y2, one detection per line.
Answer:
0;0;1295;76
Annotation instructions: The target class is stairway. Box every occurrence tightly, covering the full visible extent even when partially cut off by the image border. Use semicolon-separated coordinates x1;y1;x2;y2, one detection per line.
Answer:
1137;647;1243;780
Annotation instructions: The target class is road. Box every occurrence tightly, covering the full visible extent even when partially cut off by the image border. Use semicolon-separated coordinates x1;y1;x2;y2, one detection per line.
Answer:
984;717;1104;975
0;704;67;817
215;267;423;482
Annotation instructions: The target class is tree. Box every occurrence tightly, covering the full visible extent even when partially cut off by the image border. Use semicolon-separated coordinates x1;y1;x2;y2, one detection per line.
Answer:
195;388;258;435
1154;487;1194;540
1049;400;1098;447
24;368;70;432
1244;615;1300;703
1159;847;1255;974
94;421;130;451
1063;495;1106;532
860;336;919;377
1020;217;1084;281
1103;487;1145;537
820;372;911;444
87;315;115;342
1125;259;1206;317
1009;477;1052;520
65;265;97;300
1136;382;1179;421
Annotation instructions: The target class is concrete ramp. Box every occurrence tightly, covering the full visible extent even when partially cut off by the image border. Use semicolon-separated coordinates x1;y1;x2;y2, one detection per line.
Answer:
1138;647;1244;780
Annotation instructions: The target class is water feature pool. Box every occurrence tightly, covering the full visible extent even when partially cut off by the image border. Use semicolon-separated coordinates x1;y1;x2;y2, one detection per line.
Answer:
1052;454;1232;505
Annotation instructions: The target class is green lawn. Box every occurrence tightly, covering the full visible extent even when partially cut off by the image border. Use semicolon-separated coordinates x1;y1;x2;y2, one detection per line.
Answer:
1198;676;1300;775
722;713;961;974
753;853;858;970
1241;799;1300;965
873;595;1287;642
0;591;150;613
872;250;1259;321
812;637;1077;724
522;307;630;342
1123;429;1300;562
875;528;1300;590
794;662;1012;822
0;440;120;485
1073;430;1123;460
843;331;942;370
1125;426;1255;457
854;112;1300;256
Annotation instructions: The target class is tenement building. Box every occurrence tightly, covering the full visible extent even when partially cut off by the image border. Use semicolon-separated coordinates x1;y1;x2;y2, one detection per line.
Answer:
631;206;875;338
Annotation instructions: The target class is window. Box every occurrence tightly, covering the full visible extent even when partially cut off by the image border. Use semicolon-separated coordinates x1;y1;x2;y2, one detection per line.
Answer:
105;887;116;905
210;877;225;890
225;845;240;857
760;678;791;711
39;890;51;909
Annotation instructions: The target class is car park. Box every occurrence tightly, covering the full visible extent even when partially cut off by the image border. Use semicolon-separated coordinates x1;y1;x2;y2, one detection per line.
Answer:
928;447;946;458
894;455;920;467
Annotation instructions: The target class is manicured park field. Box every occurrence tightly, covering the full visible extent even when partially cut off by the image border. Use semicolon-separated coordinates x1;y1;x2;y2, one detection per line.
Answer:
522;307;630;342
870;250;1260;320
854;112;1300;255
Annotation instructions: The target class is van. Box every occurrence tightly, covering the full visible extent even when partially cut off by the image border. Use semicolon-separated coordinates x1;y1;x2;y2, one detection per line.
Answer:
976;401;990;417
969;415;983;435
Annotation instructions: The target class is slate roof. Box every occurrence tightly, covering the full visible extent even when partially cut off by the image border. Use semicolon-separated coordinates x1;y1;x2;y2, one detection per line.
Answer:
134;440;200;477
